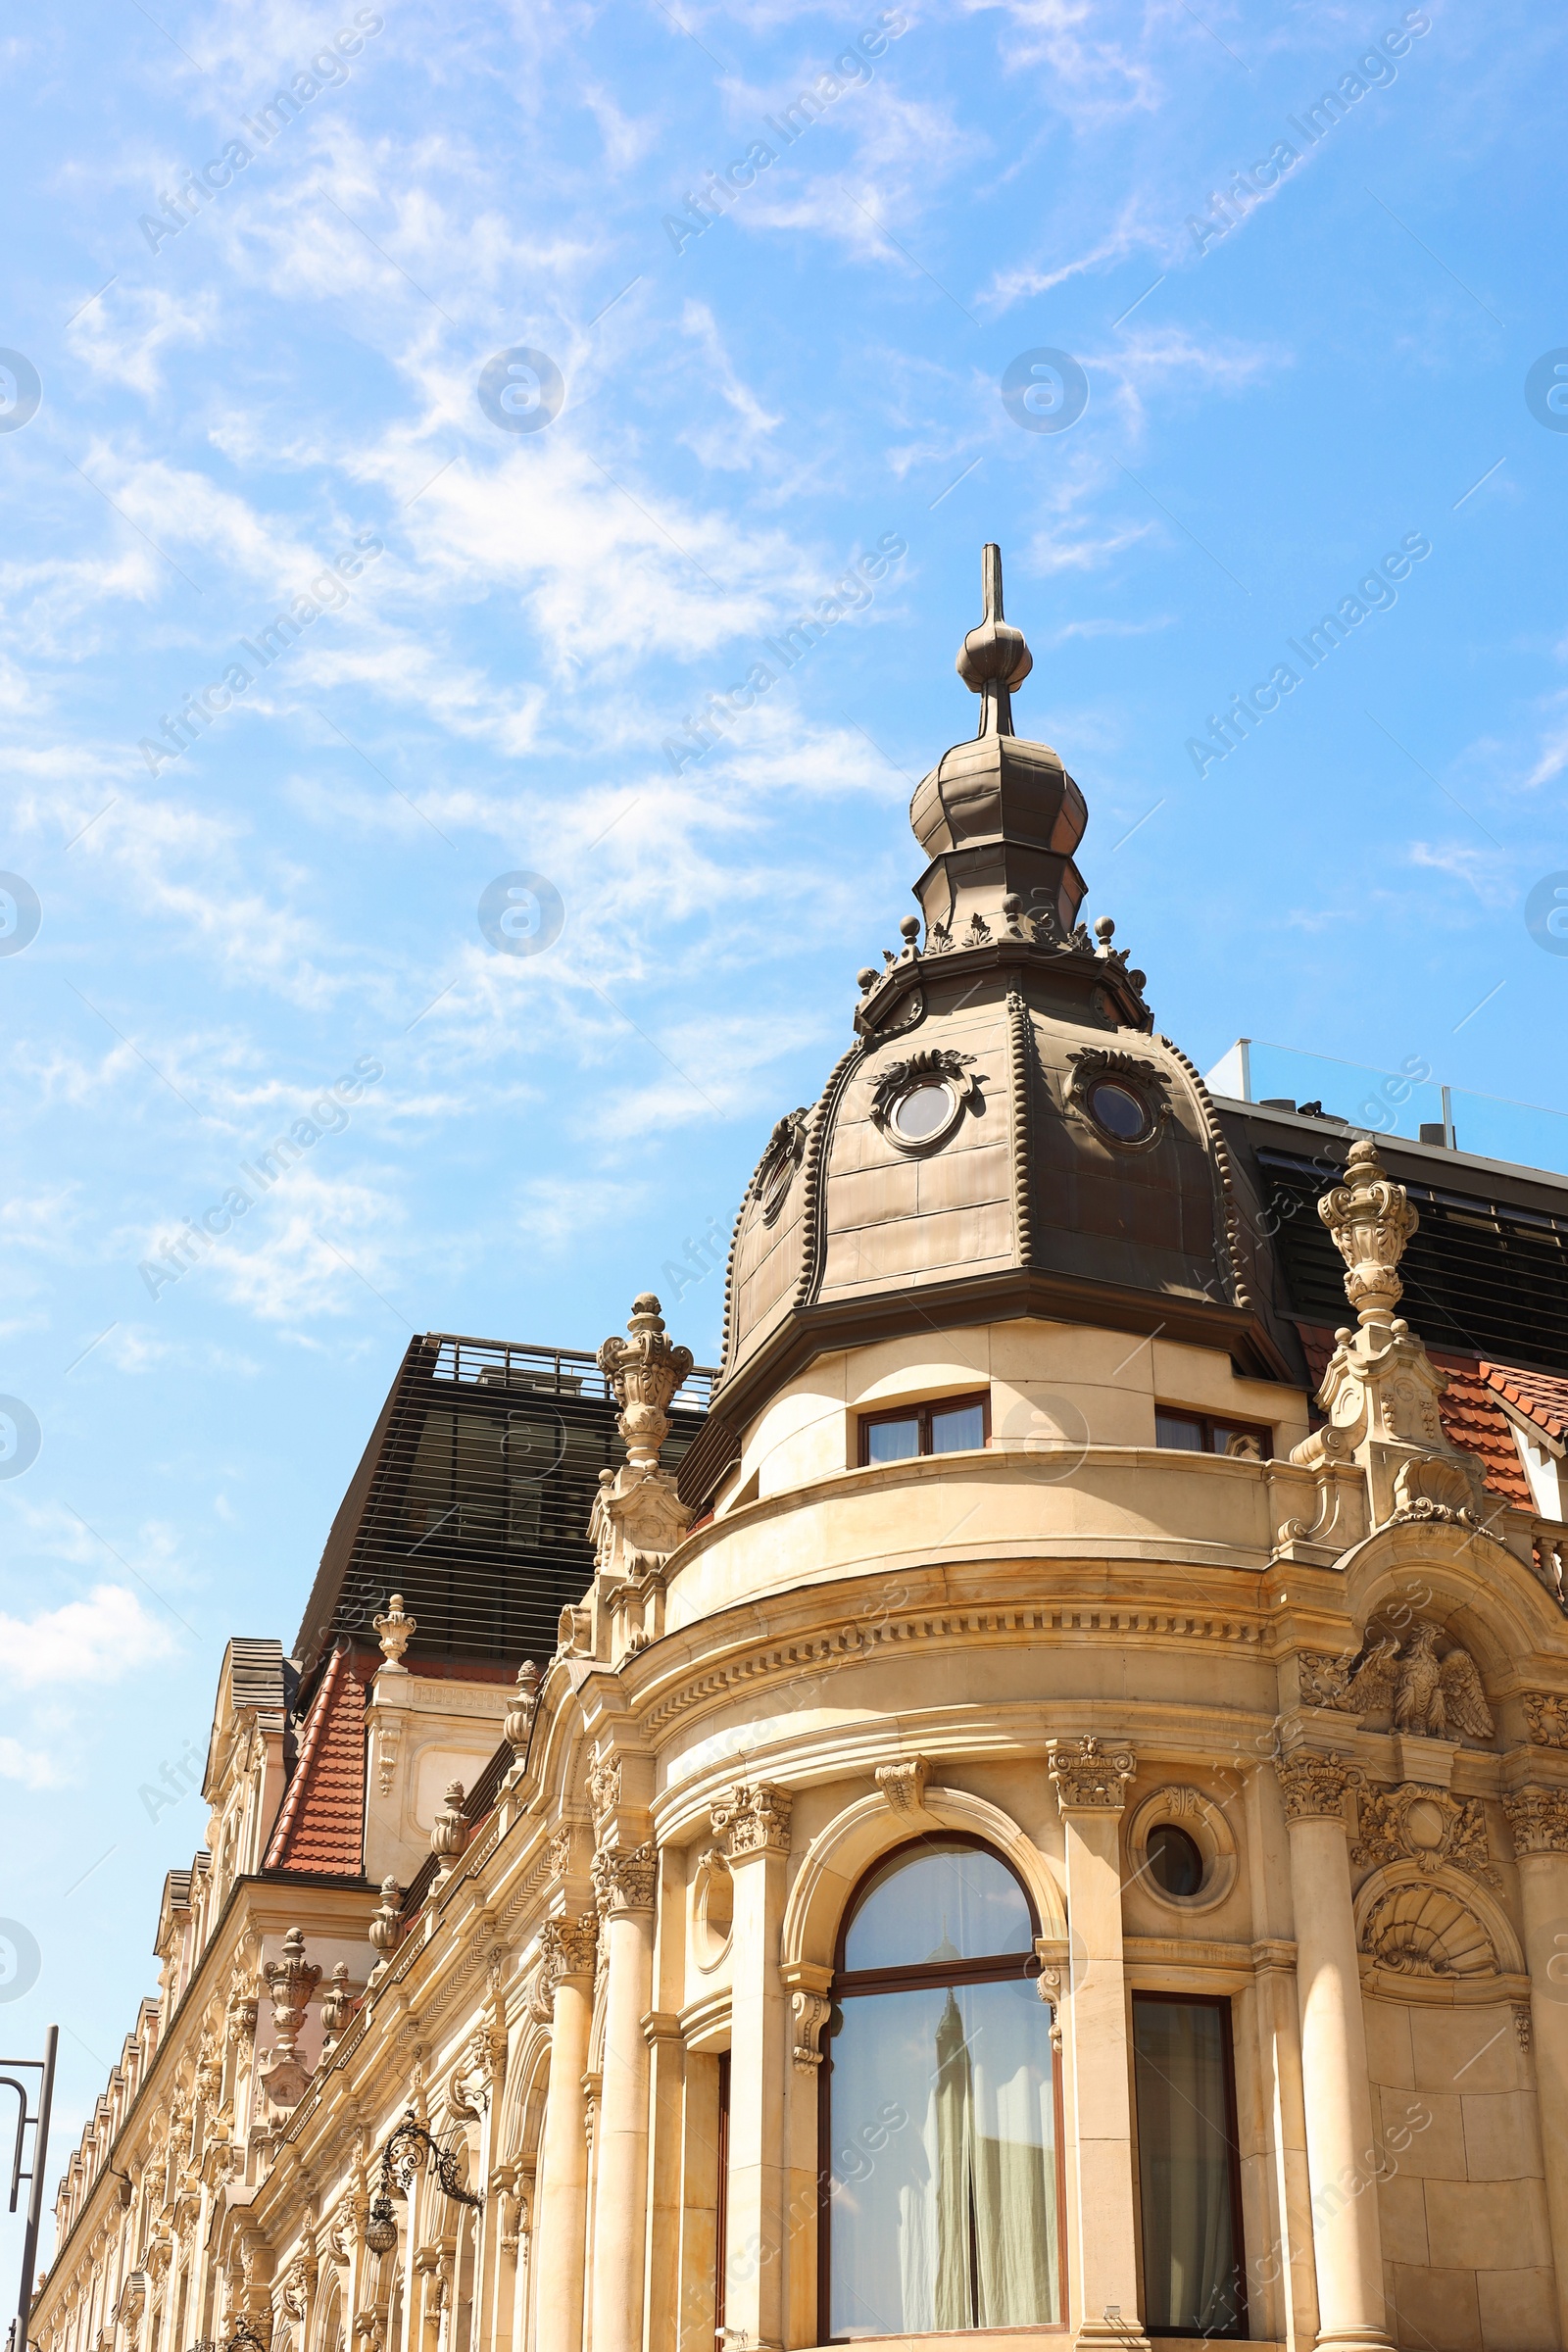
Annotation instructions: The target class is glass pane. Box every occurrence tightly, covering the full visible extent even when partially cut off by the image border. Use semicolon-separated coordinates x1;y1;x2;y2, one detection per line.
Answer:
1133;1999;1242;2335
1212;1425;1265;1460
893;1083;953;1140
1154;1410;1205;1452
930;1401;984;1453
1147;1824;1203;1899
844;1843;1033;1971
829;1977;1060;2337
865;1415;920;1464
1090;1081;1149;1140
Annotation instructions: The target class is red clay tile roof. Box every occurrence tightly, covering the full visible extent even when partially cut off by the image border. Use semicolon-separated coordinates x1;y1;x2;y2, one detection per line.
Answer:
1483;1362;1568;1448
1294;1322;1535;1511
1429;1351;1534;1510
264;1644;369;1877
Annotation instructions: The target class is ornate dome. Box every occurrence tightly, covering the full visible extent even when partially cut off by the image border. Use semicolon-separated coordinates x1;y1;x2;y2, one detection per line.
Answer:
707;548;1299;1446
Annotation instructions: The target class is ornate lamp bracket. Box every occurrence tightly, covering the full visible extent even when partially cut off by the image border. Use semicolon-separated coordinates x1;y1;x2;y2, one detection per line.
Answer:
364;2109;481;2252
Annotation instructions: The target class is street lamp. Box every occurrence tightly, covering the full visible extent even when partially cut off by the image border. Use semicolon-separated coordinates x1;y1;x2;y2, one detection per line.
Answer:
2;2025;58;2352
364;2112;480;2258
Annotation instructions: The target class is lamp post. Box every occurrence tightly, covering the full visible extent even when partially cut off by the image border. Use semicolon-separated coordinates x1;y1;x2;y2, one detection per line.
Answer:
2;2026;58;2352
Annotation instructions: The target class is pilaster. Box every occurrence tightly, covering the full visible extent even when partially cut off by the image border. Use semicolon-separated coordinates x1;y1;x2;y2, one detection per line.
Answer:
1504;1784;1568;2349
1048;1735;1150;2352
712;1780;794;2352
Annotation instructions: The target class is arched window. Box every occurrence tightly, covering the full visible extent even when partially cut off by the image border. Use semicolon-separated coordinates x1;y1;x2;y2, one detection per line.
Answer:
821;1838;1064;2340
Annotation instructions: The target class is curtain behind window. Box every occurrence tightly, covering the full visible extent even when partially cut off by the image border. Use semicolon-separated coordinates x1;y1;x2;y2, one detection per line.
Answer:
1132;1997;1242;2336
831;1976;1059;2337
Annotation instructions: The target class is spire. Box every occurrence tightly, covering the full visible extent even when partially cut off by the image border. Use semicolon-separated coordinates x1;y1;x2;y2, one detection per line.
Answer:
956;543;1033;740
907;543;1087;948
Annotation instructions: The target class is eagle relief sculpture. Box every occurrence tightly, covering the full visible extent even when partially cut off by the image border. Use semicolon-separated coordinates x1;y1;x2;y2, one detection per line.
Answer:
1337;1622;1494;1741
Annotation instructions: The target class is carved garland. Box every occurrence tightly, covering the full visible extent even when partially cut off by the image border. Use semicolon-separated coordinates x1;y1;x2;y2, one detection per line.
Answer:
1064;1048;1171;1153
1352;1785;1499;1887
1523;1694;1568;1750
752;1107;810;1225
867;1048;980;1147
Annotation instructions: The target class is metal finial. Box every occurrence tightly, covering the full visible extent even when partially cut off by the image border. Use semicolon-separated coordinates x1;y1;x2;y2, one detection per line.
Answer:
956;543;1032;739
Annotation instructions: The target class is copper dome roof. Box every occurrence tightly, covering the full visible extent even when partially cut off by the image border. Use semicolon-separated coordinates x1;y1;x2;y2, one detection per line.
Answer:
696;548;1299;1469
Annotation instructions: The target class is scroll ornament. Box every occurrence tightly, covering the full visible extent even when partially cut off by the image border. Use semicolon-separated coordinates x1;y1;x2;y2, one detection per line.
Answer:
1048;1735;1136;1812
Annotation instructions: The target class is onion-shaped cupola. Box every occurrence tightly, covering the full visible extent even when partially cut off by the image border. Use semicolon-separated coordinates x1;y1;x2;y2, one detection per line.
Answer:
687;547;1299;1488
908;540;1090;952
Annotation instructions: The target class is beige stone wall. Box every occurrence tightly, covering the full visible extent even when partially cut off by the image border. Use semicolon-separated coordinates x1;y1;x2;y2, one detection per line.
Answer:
1367;1997;1556;2352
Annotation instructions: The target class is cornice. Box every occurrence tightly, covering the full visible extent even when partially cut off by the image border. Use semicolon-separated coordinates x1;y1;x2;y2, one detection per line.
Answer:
704;1266;1293;1453
638;1573;1275;1749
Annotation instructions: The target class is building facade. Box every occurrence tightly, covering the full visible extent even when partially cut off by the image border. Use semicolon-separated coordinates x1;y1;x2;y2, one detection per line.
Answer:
31;550;1568;2352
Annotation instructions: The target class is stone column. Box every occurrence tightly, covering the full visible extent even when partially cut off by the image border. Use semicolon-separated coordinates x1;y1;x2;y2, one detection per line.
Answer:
590;1843;659;2352
711;1781;794;2352
534;1917;597;2352
1275;1751;1396;2352
1505;1788;1568;2349
1048;1736;1150;2352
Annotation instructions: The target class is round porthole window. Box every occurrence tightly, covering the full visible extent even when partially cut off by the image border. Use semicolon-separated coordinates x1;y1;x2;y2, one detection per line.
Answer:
1089;1079;1151;1143
759;1152;794;1220
1146;1822;1203;1898
891;1082;955;1143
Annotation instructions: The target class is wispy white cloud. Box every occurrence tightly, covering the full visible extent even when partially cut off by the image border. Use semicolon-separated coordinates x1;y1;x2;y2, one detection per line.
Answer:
2;1583;179;1690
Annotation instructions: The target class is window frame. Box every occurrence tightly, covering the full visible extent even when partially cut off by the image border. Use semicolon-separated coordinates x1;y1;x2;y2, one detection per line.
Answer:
857;1390;992;1469
713;2050;730;2352
817;1833;1069;2344
1152;1406;1272;1459
1130;1989;1248;2341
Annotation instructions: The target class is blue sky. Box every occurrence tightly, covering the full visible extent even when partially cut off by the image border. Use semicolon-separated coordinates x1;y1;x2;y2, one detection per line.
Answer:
2;0;1566;2230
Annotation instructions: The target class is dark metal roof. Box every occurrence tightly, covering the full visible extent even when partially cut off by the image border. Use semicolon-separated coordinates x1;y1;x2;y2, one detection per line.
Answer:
294;1333;712;1675
1218;1106;1568;1378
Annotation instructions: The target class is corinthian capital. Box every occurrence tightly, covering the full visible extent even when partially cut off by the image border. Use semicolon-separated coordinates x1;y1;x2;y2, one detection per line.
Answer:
711;1780;794;1858
592;1841;658;1914
539;1913;598;1988
1318;1138;1419;1328
1275;1749;1359;1823
1505;1788;1568;1855
1048;1735;1135;1813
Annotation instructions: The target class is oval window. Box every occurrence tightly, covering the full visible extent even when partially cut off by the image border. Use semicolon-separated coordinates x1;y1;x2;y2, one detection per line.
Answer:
1147;1822;1203;1898
1089;1079;1151;1142
759;1152;794;1219
891;1081;955;1143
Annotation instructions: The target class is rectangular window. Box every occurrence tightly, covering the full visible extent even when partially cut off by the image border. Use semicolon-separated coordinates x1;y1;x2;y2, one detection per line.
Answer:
859;1392;990;1467
1154;1408;1270;1460
826;1975;1064;2337
714;2051;730;2352
1132;1994;1246;2338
